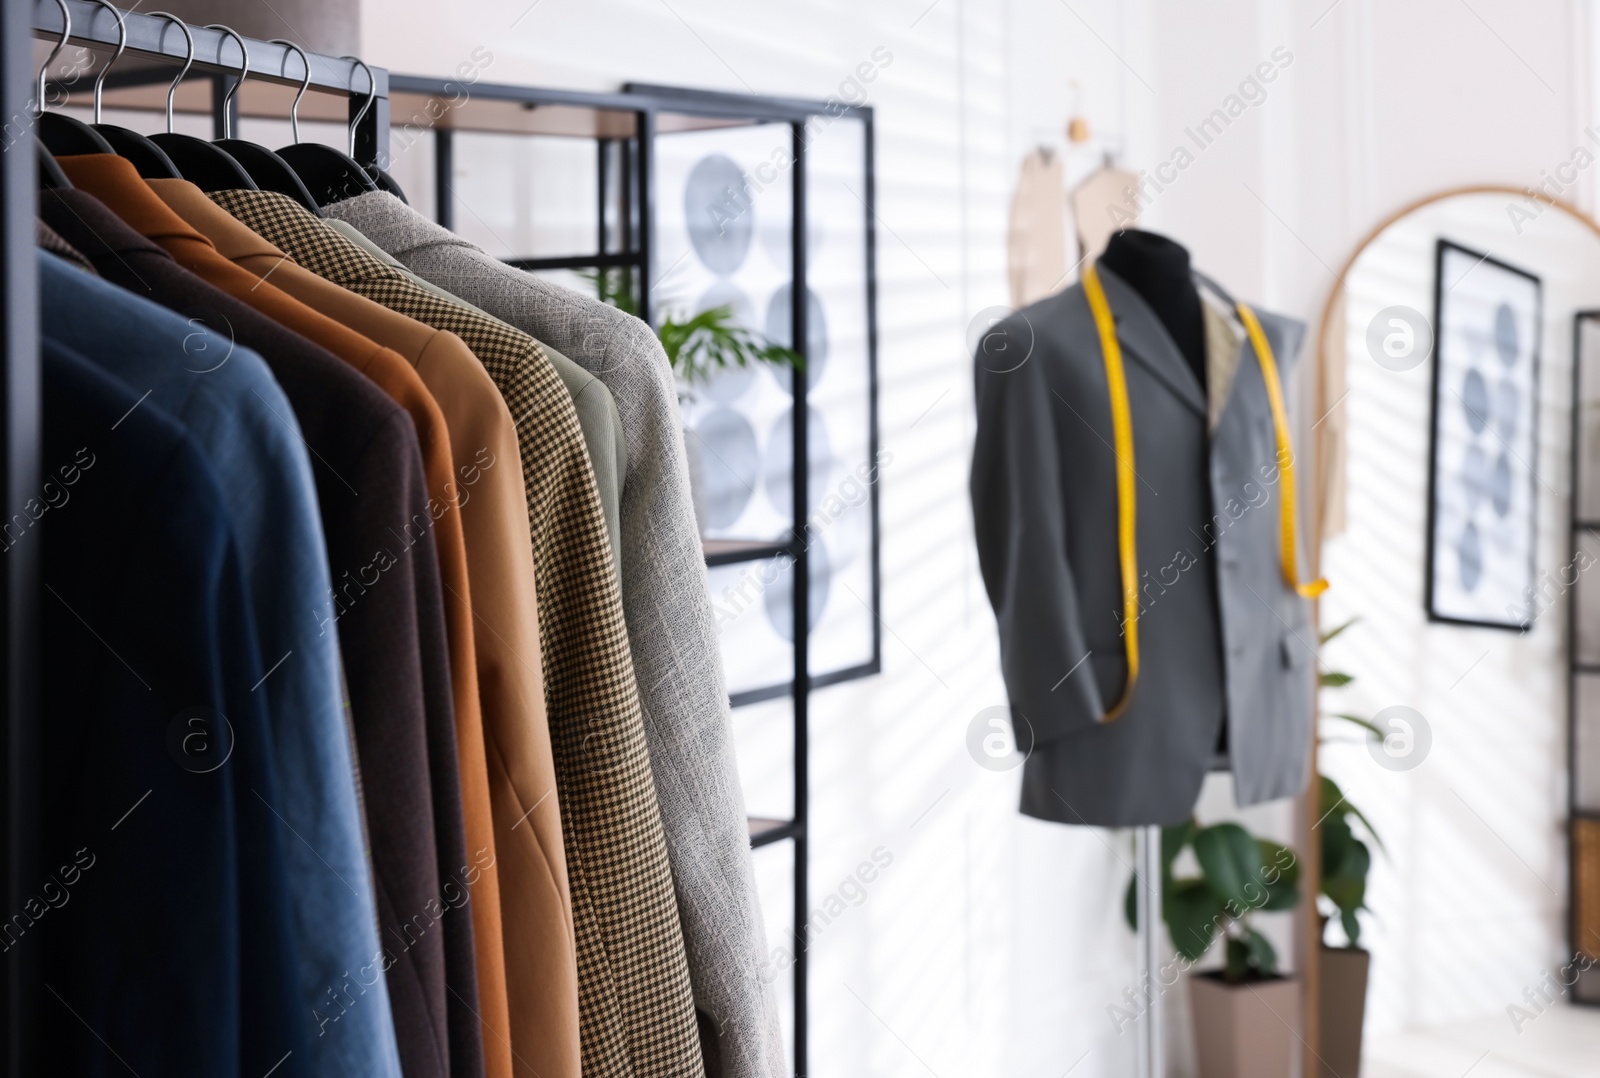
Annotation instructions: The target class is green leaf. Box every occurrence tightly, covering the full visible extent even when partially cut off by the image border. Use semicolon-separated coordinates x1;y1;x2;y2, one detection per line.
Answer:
1322;838;1370;915
1320;671;1355;688
1257;840;1300;891
1320;617;1359;646
1193;823;1263;912
1261;880;1301;912
1319;773;1386;857
1340;907;1363;947
1161;818;1198;879
1245;927;1279;976
1341;799;1386;856
1328;712;1385;739
1321;815;1355;875
1167;878;1226;962
1257;840;1301;910
656;304;803;388
1320;774;1346;817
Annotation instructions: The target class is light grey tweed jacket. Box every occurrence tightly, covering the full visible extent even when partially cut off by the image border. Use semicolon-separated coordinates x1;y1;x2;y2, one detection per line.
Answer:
326;193;787;1078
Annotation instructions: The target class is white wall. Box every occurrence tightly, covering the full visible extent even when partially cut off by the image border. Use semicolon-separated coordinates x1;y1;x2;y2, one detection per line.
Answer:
354;2;1600;1074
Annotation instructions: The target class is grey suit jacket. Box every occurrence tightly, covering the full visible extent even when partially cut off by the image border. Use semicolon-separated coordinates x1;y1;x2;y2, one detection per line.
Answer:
324;193;788;1078
971;266;1315;827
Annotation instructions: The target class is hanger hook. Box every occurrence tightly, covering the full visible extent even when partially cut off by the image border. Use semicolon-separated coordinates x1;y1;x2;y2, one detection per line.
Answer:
147;13;194;135
269;40;311;144
339;55;375;159
36;0;71;116
206;24;249;140
88;1;128;125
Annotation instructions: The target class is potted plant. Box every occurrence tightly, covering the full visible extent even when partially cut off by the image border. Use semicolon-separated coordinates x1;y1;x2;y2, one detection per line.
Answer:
1316;618;1387;1078
584;266;802;395
1124;818;1300;1078
586;267;801;532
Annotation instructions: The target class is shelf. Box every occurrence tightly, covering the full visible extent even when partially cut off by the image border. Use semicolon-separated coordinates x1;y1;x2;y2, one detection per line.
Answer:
749;817;803;848
729;659;881;709
703;538;793;568
504;252;645;272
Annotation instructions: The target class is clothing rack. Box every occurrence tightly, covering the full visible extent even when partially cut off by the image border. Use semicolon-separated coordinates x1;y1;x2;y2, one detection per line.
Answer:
36;0;388;165
9;4;391;1072
9;8;879;1071
385;73;881;1075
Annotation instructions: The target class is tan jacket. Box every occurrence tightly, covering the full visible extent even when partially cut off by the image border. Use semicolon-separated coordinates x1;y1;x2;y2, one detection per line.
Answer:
153;179;522;1078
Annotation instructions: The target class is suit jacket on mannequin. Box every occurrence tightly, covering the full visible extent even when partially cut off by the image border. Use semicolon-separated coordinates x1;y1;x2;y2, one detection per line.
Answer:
971;264;1315;827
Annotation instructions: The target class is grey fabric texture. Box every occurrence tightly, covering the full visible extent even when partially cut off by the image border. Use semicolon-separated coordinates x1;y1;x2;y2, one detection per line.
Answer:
971;264;1315;827
325;216;627;574
325;193;787;1078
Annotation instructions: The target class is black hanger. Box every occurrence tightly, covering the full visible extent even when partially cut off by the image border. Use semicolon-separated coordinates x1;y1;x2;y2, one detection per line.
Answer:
33;0;115;156
342;56;407;203
206;25;321;213
371;168;409;203
38;140;72;189
274;43;379;206
143;14;258;191
80;0;182;179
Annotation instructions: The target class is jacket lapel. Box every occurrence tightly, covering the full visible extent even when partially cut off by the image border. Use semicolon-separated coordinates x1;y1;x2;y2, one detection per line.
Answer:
1094;264;1207;418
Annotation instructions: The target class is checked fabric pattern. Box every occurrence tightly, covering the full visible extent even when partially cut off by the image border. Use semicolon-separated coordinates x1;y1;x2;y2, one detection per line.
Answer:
209;189;705;1078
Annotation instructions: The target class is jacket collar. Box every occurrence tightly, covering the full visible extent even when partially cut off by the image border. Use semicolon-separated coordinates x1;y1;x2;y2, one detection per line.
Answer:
55;154;217;252
326;190;473;258
1092;263;1208;418
147;178;290;264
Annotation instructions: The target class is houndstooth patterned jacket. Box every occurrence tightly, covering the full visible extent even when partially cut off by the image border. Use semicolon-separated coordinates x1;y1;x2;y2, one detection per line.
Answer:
324;193;788;1078
210;189;704;1078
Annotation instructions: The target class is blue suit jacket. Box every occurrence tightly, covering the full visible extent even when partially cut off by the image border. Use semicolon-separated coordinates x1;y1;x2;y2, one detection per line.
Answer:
34;336;307;1075
40;252;397;1074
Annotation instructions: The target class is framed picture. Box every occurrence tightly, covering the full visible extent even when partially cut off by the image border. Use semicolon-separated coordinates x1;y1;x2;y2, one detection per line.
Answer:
1426;239;1542;630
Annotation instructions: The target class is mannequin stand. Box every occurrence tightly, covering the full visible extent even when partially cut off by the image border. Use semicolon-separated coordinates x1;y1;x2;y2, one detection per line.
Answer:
1135;824;1165;1078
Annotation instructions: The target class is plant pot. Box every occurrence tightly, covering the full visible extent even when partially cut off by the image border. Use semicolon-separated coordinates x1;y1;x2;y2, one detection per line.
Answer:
1189;971;1300;1078
1316;946;1370;1078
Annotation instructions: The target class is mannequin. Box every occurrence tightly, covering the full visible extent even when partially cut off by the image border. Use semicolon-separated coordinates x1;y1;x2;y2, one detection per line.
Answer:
973;219;1315;825
1097;229;1207;389
1097;229;1226;755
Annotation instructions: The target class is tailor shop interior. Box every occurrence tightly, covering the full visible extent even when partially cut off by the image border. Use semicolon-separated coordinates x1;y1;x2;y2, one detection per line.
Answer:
15;1;1600;1076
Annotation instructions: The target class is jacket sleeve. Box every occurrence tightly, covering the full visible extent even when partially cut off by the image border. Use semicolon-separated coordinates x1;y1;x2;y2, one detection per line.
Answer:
970;328;1104;747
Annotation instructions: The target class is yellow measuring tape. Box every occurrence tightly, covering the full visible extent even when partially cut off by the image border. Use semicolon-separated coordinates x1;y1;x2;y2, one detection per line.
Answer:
1079;263;1326;723
1235;304;1329;599
1081;263;1140;722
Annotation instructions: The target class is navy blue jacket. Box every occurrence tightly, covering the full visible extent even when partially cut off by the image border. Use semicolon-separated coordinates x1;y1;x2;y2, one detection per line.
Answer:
32;337;308;1076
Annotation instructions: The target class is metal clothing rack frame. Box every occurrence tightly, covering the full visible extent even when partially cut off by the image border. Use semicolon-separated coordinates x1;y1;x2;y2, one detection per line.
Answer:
388;73;881;1075
1569;311;1600;1006
8;3;390;1071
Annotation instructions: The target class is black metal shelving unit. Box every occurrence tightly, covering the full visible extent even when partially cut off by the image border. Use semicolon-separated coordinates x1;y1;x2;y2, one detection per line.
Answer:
389;74;881;1074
